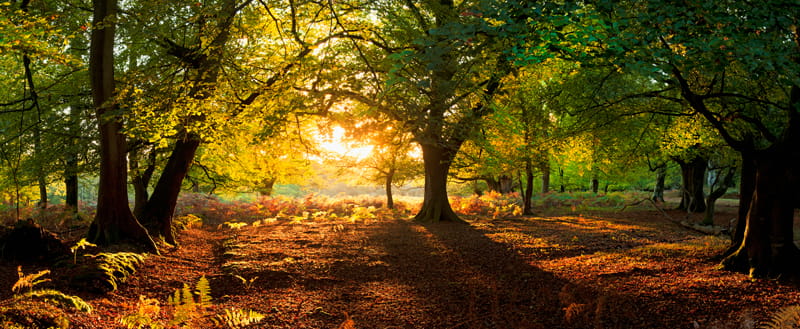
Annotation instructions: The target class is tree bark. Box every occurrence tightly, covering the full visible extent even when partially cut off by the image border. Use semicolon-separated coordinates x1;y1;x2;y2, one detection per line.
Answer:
724;151;755;258
88;0;156;252
541;162;550;194
523;158;534;215
414;144;462;222
64;103;80;215
651;165;666;202
138;0;239;245
676;156;707;213
591;177;599;194
484;177;500;193
559;168;565;193
385;167;395;210
139;136;201;246
721;148;800;278
498;174;514;194
258;178;276;197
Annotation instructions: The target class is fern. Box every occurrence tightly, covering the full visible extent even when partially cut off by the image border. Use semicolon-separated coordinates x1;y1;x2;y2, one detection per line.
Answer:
121;276;263;329
195;275;212;307
762;305;800;329
79;252;146;291
10;267;92;314
12;266;51;294
118;296;164;329
213;308;265;329
70;238;97;264
17;289;93;313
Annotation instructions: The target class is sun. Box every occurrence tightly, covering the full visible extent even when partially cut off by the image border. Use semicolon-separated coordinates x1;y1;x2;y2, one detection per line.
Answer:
316;126;373;161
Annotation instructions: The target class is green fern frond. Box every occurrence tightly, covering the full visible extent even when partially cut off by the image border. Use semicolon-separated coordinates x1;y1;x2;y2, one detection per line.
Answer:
80;252;146;292
762;305;800;329
16;289;92;313
12;267;51;294
181;283;195;308
213;308;265;329
195;276;212;307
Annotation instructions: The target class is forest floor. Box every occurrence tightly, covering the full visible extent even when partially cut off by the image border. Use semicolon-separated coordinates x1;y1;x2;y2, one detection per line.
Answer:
4;202;800;328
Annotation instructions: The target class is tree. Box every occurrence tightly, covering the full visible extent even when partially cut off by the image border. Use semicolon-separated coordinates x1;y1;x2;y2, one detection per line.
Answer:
335;113;423;210
594;0;800;277
118;0;340;244
87;0;156;251
315;0;525;222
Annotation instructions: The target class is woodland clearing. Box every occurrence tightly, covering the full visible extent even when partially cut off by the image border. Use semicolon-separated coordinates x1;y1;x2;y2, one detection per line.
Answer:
1;195;799;329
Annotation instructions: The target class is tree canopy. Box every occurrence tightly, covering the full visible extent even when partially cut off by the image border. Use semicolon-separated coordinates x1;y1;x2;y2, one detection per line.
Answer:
1;0;798;278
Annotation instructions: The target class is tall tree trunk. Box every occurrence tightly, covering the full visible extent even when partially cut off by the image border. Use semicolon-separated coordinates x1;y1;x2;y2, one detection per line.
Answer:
385;168;395;210
414;144;461;222
676;156;707;213
137;0;239;245
139;136;201;246
721;147;800;277
523;158;534;215
541;162;550;194
724;151;755;258
498;174;514;194
651;165;666;202
35;130;47;209
559;168;565;193
88;0;156;252
64;103;80;215
21;41;47;209
591;177;599;194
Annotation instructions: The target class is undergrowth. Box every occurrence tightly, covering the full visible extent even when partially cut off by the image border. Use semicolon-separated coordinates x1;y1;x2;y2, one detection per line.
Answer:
762;305;800;329
71;252;146;292
175;191;644;226
0;266;91;329
119;276;266;329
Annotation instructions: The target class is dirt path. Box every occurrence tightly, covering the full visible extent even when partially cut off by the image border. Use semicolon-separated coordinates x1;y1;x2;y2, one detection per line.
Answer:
59;209;800;328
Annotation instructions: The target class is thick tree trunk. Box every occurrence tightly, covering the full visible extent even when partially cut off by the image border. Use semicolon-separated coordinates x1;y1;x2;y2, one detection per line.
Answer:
414;144;461;222
731;152;755;247
64;168;78;210
652;165;666;202
484;177;500;193
385;168;395;210
258;178;276;197
721;148;800;278
591;177;599;194
88;0;156;252
676;156;707;213
498;175;514;194
523;158;534;215
139;136;201;246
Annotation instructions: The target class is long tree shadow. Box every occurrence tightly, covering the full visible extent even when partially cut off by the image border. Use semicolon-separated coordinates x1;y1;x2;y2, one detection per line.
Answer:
327;218;671;329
